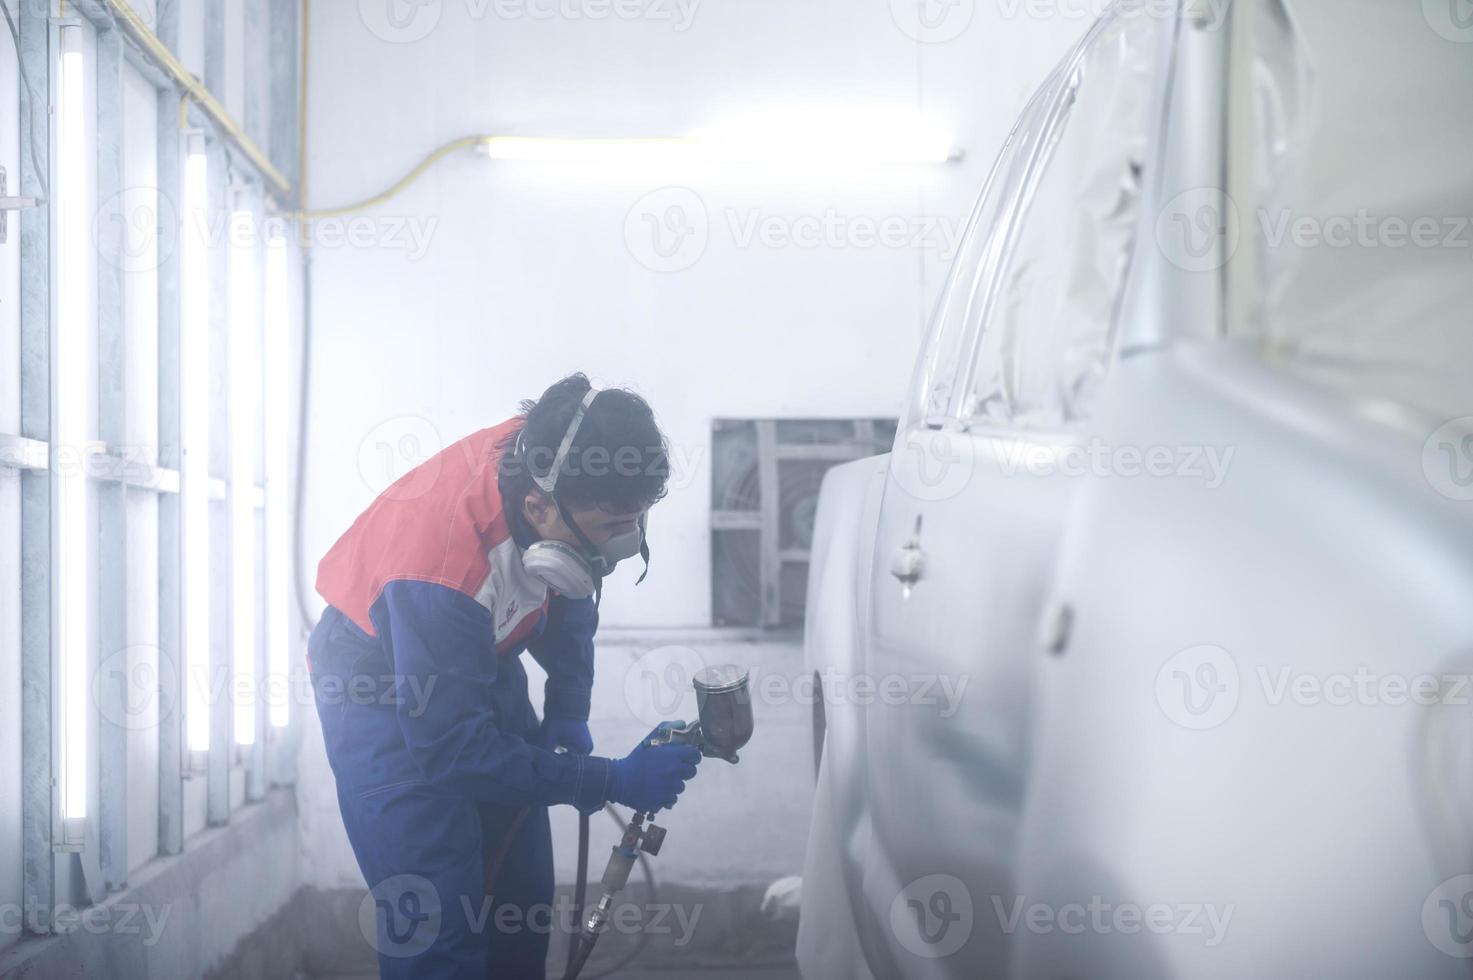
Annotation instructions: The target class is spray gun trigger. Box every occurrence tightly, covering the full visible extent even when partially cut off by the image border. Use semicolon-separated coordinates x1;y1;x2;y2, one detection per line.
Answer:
647;720;697;748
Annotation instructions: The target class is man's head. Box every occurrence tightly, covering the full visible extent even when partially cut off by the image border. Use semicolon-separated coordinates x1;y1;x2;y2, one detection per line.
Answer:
498;374;669;557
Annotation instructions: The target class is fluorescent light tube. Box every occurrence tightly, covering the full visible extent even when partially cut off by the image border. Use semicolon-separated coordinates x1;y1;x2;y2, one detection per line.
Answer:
474;112;960;166
263;235;291;729
56;26;89;821
181;137;211;755
229;208;257;747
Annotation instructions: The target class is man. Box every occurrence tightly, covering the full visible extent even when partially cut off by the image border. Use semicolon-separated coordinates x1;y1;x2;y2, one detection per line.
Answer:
309;374;701;978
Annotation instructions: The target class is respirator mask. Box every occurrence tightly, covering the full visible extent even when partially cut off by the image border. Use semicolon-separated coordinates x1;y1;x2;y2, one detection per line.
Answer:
517;388;651;602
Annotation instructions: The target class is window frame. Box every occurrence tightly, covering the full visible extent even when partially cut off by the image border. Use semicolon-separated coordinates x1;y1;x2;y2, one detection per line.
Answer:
0;0;299;936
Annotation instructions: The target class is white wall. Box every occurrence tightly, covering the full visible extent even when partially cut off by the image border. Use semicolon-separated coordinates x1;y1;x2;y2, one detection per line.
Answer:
301;0;1087;628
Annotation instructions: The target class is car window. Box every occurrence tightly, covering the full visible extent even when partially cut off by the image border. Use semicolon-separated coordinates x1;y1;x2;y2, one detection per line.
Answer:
960;8;1161;429
905;82;1059;428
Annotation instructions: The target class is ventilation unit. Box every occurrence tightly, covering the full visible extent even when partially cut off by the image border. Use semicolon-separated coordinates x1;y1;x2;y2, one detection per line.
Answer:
711;418;896;627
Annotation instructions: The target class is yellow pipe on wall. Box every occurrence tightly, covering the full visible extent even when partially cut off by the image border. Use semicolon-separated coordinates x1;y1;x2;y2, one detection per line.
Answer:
100;0;293;198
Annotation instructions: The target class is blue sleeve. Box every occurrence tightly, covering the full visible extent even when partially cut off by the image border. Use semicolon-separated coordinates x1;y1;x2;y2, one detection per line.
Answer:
374;580;612;810
527;595;598;721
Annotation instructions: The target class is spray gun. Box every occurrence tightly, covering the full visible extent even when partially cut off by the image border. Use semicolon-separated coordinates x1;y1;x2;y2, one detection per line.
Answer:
563;665;754;980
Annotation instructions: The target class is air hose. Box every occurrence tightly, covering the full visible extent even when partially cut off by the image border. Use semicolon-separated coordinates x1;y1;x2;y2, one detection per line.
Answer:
563;806;657;980
568;811;589;978
486;805;656;980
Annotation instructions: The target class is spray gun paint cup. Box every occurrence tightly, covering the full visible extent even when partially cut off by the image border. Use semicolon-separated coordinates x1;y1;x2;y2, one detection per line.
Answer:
692;665;754;763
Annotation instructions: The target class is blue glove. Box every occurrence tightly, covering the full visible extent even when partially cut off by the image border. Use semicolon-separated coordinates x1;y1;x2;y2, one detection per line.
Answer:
538;716;593;756
609;726;701;812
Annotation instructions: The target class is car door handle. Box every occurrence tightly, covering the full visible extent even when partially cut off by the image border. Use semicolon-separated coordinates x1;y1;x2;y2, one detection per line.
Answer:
890;541;925;587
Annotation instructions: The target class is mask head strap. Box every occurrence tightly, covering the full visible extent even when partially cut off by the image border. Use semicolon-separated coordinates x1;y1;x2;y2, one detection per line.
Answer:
530;387;600;496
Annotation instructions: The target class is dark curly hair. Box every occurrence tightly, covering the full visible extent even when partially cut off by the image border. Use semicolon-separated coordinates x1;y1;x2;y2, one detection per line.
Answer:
496;374;670;517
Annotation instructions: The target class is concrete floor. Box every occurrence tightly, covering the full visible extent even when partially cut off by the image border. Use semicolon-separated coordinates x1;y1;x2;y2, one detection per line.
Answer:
322;971;801;979
617;970;801;979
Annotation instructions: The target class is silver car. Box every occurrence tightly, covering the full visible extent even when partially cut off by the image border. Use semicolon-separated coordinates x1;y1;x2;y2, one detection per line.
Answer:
797;0;1473;977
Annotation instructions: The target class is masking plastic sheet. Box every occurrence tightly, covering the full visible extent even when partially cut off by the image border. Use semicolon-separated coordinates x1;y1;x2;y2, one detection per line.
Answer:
1234;0;1473;424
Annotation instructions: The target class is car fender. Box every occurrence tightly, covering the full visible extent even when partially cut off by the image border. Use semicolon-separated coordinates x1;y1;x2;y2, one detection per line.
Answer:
797;453;889;980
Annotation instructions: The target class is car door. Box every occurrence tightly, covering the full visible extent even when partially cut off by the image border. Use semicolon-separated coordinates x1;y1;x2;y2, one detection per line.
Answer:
856;7;1168;977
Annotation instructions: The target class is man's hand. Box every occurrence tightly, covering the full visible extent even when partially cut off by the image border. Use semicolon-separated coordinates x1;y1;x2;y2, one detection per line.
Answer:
537;716;594;755
608;727;701;812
